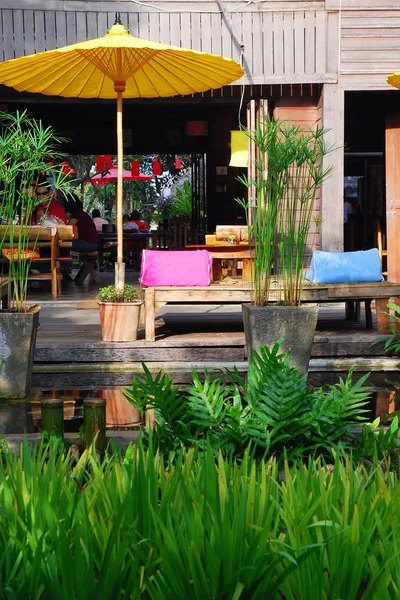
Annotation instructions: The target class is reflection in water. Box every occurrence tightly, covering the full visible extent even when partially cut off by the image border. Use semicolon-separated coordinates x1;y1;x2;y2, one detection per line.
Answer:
1;372;400;436
0;387;143;436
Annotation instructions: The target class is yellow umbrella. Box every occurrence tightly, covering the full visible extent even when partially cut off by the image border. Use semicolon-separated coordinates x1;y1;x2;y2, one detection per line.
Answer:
0;13;244;288
387;73;400;89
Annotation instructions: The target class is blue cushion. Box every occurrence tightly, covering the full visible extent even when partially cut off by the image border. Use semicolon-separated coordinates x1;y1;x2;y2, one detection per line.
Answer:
305;249;383;284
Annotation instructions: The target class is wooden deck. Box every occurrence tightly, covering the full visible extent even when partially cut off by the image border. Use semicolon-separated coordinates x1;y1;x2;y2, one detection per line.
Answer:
25;269;398;390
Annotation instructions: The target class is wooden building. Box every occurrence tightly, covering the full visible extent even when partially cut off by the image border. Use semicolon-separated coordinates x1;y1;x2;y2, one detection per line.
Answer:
0;0;399;277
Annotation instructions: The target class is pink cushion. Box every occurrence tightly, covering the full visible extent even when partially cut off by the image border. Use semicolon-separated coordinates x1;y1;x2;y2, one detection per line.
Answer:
140;249;212;286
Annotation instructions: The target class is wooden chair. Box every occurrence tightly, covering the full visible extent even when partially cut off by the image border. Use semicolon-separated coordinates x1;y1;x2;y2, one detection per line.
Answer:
149;221;198;250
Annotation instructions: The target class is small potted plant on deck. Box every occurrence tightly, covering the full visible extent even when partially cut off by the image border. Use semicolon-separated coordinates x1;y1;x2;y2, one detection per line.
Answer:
0;110;72;398
97;284;144;342
237;117;336;372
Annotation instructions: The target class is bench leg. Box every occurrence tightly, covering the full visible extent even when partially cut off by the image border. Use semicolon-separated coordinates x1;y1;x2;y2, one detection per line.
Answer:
145;288;156;341
345;301;355;321
51;266;58;298
212;260;222;282
242;258;252;282
376;298;391;334
365;299;373;329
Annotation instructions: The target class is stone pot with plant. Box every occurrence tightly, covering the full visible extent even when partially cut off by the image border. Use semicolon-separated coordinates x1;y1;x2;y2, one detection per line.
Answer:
237;117;336;373
97;284;144;342
0;110;72;398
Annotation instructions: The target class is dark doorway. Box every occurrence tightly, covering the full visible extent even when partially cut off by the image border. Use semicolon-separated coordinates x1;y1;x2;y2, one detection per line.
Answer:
344;90;397;265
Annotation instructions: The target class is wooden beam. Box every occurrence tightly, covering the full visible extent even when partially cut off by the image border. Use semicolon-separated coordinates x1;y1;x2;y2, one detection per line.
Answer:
320;83;344;251
385;113;400;284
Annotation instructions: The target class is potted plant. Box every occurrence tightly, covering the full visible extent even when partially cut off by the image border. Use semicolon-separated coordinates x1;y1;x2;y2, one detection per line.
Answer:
237;117;336;372
97;284;144;342
0;110;72;398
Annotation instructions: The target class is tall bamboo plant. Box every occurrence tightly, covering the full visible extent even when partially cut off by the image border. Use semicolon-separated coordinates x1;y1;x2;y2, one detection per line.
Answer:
237;118;335;306
0;110;72;312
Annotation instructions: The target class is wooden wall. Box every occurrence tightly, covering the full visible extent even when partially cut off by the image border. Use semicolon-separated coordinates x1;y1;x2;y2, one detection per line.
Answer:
0;1;336;85
326;0;400;90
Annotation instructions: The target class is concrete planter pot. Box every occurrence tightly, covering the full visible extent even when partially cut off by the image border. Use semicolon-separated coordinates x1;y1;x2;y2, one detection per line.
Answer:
0;305;41;399
98;301;143;342
242;303;319;374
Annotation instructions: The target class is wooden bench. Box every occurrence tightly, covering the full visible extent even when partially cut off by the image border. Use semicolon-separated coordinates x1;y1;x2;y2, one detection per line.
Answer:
0;225;75;298
143;281;400;342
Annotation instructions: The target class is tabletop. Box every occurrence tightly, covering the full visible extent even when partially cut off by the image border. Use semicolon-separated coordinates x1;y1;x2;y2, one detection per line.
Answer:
185;243;250;251
98;231;152;242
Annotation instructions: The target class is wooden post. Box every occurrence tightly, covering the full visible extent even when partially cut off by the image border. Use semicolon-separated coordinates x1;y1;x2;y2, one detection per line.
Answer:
83;398;106;455
320;83;344;251
375;298;391;334
41;398;64;439
144;287;156;341
385;114;400;283
50;231;57;298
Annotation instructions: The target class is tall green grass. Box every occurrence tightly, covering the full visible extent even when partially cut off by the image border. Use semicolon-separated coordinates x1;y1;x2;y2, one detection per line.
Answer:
1;440;400;598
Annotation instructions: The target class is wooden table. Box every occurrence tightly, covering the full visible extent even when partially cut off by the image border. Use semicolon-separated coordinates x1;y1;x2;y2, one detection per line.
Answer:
0;225;74;298
185;243;252;281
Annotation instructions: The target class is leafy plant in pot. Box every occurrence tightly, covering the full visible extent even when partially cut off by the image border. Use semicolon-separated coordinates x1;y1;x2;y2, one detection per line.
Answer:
237;117;336;373
97;284;144;342
0;110;72;398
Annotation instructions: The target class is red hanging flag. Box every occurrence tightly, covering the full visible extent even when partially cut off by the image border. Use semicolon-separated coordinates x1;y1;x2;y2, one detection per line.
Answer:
96;155;112;172
153;158;162;176
60;161;70;175
131;160;140;177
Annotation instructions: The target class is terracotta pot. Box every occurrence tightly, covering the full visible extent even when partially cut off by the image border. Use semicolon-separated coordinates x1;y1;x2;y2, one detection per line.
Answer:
242;303;318;374
98;301;143;342
0;304;41;399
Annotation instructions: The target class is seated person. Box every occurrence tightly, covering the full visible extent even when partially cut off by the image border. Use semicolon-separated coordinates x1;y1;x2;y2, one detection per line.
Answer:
34;182;67;224
64;197;99;253
91;208;109;232
123;213;139;232
125;210;147;231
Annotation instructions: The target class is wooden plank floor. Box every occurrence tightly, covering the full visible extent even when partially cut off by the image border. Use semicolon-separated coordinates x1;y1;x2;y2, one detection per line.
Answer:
27;268;396;389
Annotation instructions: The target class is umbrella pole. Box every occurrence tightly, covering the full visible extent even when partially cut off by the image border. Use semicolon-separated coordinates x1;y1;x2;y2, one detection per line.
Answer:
115;89;125;290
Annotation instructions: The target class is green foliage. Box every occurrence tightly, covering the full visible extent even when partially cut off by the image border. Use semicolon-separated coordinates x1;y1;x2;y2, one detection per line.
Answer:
236;118;336;306
170;179;192;219
96;284;144;303
373;301;400;353
0;110;73;311
124;342;384;465
2;440;400;598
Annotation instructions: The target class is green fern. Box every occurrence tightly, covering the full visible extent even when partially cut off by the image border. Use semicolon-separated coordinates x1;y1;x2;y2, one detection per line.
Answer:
310;370;370;449
123;343;375;464
123;364;195;453
246;346;315;456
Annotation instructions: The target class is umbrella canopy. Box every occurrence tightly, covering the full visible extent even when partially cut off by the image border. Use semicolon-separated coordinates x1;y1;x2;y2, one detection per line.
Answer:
87;166;152;184
0;13;244;288
387;73;400;89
